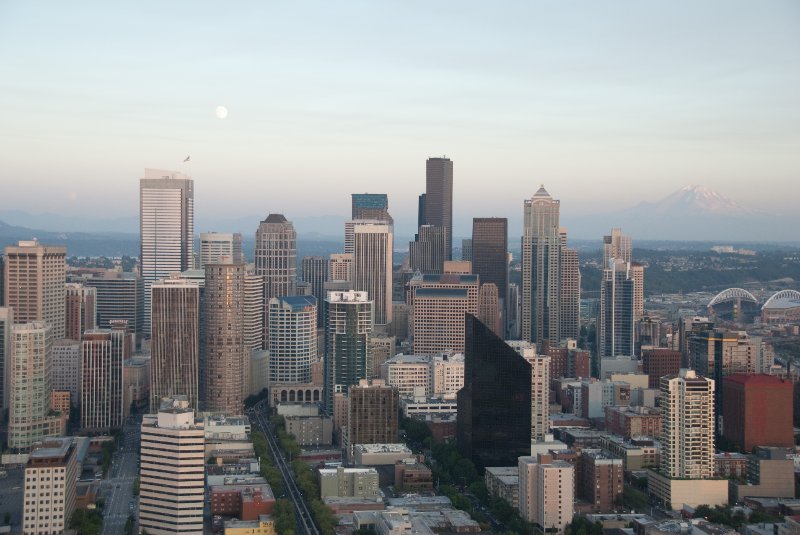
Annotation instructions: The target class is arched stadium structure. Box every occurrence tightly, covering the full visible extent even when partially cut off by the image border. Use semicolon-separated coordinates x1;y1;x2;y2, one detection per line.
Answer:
761;289;800;324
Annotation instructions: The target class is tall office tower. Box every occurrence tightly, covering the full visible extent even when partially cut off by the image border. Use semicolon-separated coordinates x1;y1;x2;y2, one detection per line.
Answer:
520;348;551;444
80;329;125;431
518;454;574;534
424;157;454;260
52;339;81;406
507;283;521;340
324;291;373;413
150;277;200;411
345;379;399;459
329;253;354;282
409;272;479;355
472;217;508;310
630;262;645;320
521;187;562;344
408;224;448;274
84;272;143;335
199;232;244;268
65;283;96;341
461;238;472;262
477;283;502;336
302;256;328;327
202;260;247;414
559;240;580;341
352;222;392;325
597;259;635;358
458;315;532;467
602;228;632;266
244;274;265;352
140;396;205;535
417;193;426;229
3;239;67;340
661;370;716;479
9;321;63;451
0;254;4;306
0;307;11;419
352;193;394;224
268;296;317;384
22;437;79;535
140;169;194;336
255;214;297;347
679;316;715;366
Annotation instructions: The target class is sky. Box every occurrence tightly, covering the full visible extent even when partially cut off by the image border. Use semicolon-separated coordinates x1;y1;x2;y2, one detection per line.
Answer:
1;1;798;237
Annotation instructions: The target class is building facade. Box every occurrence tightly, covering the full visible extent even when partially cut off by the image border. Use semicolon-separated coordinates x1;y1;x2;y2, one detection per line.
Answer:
22;437;79;535
598;259;635;359
268;296;318;385
198;232;244;268
81;329;125;431
722;374;793;452
352;222;392;325
65;283;96;341
424;157;454;260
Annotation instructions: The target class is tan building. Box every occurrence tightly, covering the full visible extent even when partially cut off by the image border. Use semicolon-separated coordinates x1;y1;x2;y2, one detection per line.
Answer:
328;253;354;282
203;260;247;414
140;396;205;535
518;453;575;533
383;354;431;398
51;338;81;406
9;321;64;451
0;307;11;417
368;336;395;380
409;272;479;355
319;466;379;499
22;437;79;535
199;232;244;269
605;406;662;439
3;239;67;339
478;282;502;336
150;277;200;411
431;353;465;399
485;466;520;509
81;329;126;431
244;274;265;352
224;515;277;535
352;222;393;325
354;443;412;466
731;448;795;501
345;379;399;460
65;282;96;341
124;356;150;417
521;348;551;444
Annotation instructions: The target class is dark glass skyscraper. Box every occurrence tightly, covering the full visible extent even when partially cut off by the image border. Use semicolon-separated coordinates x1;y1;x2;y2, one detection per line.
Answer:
351;193;393;224
472;218;508;332
424;157;453;261
458;314;532;467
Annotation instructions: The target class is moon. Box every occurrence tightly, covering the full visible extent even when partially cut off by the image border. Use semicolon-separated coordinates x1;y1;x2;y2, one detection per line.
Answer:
215;106;228;120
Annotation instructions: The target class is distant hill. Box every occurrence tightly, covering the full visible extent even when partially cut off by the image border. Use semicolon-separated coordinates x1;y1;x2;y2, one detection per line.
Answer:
0;220;138;257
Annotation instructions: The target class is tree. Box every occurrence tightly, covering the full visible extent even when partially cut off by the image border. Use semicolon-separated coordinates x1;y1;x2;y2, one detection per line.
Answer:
69;509;103;535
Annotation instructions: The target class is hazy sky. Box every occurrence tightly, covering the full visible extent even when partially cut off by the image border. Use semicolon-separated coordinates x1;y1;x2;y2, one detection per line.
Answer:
1;1;798;235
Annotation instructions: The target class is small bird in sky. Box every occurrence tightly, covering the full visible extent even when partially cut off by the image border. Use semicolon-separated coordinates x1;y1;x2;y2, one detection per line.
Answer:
183;155;190;163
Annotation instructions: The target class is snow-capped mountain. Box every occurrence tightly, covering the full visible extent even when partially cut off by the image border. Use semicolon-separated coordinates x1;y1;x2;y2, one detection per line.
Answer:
636;185;756;216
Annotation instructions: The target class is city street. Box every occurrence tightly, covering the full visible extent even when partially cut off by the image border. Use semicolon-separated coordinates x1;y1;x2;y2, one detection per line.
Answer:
100;421;140;535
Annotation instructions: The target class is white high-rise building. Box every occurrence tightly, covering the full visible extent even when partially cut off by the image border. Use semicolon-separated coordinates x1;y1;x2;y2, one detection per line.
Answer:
268;296;318;384
244;274;265;352
139;396;204;535
198;232;243;268
0;307;12;418
140;169;194;336
352;223;392;325
603;228;632;266
521;348;551;444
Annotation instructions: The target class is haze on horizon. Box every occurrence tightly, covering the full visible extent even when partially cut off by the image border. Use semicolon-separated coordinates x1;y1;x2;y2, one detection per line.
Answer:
1;1;798;238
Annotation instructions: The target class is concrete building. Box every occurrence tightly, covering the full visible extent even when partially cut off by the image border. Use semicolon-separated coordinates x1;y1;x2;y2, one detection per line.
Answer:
598;259;635;359
124;356;150;417
52;338;81;406
65;282;96;341
254;213;297;306
0;307;11;417
424;157;454;260
3;239;67;339
559;240;581;342
603;228;631;266
605;406;662;439
409;224;448;275
223;515;277;535
22;437;79;535
730;447;795;501
520;348;551;444
346;379;399;460
383;354;431;398
150;277;200;411
353;443;413;466
409;272;479;355
81;329;126;431
477;282;503;336
244;274;265;352
518;453;575;533
140;396;205;535
352;222;393;325
199;232;244;268
319;466;380;499
84;272;143;336
722;374;793;452
285;415;333;446
268;296;317;385
202;260;247;413
329;253;354;283
9;321;64;451
485;467;520;509
140;169;194;336
324;291;373;413
630;262;645;321
579;449;624;513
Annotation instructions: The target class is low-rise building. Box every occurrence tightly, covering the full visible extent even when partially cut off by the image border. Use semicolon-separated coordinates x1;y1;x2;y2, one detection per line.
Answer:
714;452;748;479
224;514;277;535
354;444;412;466
394;459;433;491
319;466;379;499
285;415;333;446
485;466;519;509
22;437;79;535
600;435;661;471
579;449;624;513
605;406;662;439
209;476;275;520
731;448;795;501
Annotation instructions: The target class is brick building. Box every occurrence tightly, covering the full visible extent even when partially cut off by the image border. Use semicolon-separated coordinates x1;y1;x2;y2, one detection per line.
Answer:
641;349;681;389
722;374;793;452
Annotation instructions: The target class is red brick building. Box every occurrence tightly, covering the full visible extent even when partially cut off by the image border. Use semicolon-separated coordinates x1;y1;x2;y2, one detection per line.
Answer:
605;406;661;439
541;341;591;380
641;349;682;389
722;374;793;453
210;483;275;520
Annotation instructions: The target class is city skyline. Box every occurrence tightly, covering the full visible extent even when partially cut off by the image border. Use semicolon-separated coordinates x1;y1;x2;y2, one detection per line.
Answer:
1;2;798;239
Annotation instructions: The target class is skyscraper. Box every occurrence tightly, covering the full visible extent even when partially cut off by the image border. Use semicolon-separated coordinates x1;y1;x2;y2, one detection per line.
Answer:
477;283;502;337
630;261;645;321
345;379;399;460
457;315;532;467
139;396;205;535
0;307;12;421
471;217;508;306
268;296;318;384
9;321;64;451
603;228;631;266
140;169;194;336
417;193;426;229
199;232;244;268
597;259;635;358
408;224;448;274
520;348;551;444
244;274;265;352
324;291;373;413
409;272;479;355
424;157;454;260
521;187;562;344
255;214;297;346
559;239;581;341
351;193;393;224
202;260;247;414
80;329;125;431
65;283;96;341
84;272;143;336
352;222;392;325
150;277;200;411
329;253;354;283
3;240;67;340
302;256;328;327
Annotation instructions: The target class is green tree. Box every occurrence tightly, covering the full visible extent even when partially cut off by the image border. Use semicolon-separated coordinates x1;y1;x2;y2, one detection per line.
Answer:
69;509;103;535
